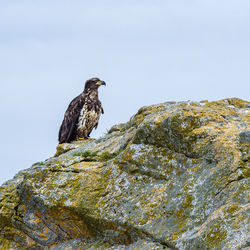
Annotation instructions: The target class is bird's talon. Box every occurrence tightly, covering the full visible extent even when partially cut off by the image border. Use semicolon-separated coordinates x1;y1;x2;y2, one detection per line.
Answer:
76;137;85;141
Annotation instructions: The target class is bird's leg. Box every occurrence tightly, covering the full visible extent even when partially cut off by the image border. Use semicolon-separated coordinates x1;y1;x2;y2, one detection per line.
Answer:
76;132;88;141
76;129;88;141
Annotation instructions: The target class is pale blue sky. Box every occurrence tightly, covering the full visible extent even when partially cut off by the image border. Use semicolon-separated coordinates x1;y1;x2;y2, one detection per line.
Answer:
0;0;249;184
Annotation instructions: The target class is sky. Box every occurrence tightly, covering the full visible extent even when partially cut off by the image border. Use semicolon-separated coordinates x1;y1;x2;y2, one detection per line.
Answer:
0;0;249;185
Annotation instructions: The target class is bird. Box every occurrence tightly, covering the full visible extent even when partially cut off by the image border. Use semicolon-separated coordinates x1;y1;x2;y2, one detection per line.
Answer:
58;77;106;144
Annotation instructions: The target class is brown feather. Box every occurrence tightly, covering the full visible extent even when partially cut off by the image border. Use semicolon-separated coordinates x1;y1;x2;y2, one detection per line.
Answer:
58;93;85;143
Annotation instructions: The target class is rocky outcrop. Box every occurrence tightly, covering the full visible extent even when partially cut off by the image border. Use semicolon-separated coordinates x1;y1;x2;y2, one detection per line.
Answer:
0;98;249;249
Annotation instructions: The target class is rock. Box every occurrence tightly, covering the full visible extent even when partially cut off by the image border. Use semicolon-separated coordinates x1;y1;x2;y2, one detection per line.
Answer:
0;98;249;249
239;130;250;144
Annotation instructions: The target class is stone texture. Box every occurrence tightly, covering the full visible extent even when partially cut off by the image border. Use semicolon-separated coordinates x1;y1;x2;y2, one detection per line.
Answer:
0;98;249;249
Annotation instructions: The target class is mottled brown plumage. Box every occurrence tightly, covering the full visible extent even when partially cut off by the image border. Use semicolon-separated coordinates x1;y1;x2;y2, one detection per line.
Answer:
58;78;106;144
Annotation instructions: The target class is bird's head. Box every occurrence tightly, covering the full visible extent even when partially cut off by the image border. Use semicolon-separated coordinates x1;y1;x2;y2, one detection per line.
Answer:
84;77;106;92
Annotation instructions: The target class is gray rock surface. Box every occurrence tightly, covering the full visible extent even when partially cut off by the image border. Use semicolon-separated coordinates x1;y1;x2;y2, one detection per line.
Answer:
0;98;249;249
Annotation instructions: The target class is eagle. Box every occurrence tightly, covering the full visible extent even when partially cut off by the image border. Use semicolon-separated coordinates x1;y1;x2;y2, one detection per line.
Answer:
58;77;106;144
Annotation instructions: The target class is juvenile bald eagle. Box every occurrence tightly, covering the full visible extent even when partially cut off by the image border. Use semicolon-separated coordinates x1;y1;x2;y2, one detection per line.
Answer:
58;78;106;144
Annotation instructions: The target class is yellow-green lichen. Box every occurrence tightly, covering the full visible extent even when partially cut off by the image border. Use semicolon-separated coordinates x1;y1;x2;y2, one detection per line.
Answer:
202;218;227;248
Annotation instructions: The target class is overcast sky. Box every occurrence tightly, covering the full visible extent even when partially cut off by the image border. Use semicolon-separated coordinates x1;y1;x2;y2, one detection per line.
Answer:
0;0;249;185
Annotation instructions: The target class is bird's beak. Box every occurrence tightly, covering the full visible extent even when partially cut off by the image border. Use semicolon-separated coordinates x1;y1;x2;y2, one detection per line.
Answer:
96;80;106;86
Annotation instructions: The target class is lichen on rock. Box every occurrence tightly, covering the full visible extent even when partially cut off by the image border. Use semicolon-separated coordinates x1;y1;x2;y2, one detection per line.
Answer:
0;98;249;249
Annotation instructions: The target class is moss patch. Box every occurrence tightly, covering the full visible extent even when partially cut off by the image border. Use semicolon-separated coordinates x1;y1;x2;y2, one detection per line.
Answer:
73;150;98;158
97;152;119;162
72;150;120;162
73;150;98;162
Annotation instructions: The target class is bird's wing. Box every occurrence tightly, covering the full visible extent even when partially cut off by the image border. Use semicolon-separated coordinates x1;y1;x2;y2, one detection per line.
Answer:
94;121;99;130
58;94;85;143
